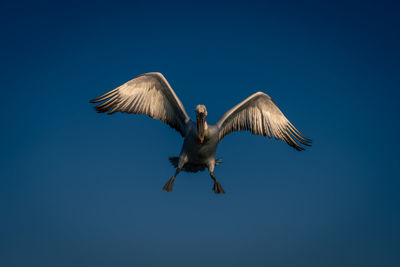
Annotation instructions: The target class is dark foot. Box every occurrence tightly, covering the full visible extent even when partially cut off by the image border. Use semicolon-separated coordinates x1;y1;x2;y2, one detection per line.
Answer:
162;178;175;192
212;181;226;194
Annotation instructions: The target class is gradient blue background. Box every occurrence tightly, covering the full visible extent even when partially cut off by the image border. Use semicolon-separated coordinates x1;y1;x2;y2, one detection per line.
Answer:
1;0;399;266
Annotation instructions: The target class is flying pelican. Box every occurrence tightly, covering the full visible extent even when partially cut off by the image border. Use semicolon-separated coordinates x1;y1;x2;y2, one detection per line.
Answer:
90;72;311;194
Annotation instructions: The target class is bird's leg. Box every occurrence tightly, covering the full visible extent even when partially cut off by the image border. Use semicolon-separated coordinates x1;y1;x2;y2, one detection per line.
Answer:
162;168;181;192
210;172;226;194
163;154;187;192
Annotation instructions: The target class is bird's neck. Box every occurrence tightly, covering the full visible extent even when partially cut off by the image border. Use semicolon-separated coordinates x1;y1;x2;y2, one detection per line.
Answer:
203;121;208;134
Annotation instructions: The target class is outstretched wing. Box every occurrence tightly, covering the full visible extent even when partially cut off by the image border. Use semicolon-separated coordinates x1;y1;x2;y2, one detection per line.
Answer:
216;92;311;150
90;72;190;137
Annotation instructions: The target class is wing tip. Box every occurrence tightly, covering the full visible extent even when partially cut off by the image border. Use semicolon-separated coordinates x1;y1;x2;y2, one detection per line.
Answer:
294;138;312;151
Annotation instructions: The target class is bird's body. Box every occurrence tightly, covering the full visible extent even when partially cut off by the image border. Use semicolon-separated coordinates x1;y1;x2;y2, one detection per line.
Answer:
90;72;311;194
180;122;219;169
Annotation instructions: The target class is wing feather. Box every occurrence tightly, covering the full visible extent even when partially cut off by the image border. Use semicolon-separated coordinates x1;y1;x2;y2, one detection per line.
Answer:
216;92;311;150
90;72;190;136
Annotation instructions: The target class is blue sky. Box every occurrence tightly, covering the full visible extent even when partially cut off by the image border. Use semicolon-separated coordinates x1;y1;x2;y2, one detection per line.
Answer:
1;0;399;266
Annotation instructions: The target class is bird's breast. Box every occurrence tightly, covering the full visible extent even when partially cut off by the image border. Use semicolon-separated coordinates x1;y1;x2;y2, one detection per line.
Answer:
182;125;219;164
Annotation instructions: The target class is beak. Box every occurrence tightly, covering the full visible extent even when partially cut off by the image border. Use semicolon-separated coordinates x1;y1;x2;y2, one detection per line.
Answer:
197;114;206;143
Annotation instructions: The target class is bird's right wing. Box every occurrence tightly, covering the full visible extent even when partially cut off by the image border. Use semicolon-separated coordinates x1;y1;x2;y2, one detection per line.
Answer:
216;92;311;150
90;72;190;137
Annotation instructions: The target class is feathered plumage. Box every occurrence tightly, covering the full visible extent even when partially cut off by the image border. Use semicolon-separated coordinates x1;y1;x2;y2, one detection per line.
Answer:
90;72;190;137
216;92;311;150
90;72;311;193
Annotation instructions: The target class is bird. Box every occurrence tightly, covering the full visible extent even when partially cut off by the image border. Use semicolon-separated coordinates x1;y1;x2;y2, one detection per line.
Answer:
90;72;311;194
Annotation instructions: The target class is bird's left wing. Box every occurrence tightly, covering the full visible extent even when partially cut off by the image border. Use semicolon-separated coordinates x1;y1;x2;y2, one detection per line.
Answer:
90;72;190;137
216;92;311;150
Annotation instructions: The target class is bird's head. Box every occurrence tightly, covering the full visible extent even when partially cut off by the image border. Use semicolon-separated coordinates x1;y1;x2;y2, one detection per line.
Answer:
195;105;208;143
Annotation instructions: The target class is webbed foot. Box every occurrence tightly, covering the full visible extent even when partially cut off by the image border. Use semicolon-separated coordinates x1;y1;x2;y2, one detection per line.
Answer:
212;181;226;194
162;177;175;192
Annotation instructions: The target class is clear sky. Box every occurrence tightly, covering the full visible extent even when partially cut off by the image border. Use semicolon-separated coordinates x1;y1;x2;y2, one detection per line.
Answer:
1;0;399;266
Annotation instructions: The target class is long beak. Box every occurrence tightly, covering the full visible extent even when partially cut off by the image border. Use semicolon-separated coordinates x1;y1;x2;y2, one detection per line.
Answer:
197;117;206;143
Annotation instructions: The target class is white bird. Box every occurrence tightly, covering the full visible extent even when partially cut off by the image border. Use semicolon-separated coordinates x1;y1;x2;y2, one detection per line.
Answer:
90;72;311;194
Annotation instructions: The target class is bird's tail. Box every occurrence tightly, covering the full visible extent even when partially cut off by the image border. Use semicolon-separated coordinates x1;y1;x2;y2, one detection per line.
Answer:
168;157;180;168
168;157;223;172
